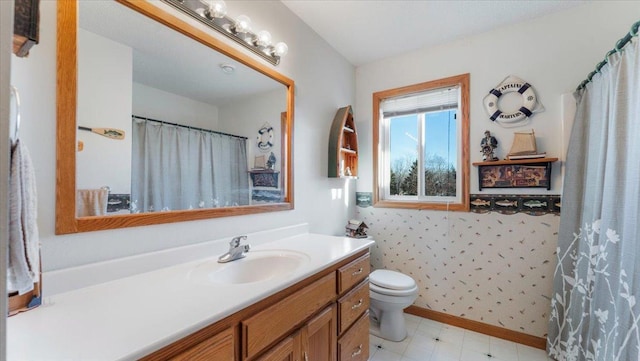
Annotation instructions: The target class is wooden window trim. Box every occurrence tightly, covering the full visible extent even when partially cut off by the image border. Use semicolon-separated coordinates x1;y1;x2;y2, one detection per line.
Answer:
372;73;470;211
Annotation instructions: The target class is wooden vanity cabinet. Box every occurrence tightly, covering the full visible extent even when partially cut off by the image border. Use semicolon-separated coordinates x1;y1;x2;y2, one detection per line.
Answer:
258;304;337;361
336;254;370;361
168;327;235;361
242;273;337;359
303;305;337;361
337;312;369;361
338;281;369;335
255;334;299;361
141;250;370;361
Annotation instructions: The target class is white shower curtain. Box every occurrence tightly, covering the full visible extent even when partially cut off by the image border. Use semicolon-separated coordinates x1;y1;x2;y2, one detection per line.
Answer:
548;38;640;360
131;119;250;212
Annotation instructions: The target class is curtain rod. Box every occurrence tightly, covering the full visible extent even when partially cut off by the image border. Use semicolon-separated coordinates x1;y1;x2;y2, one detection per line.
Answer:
131;115;248;140
576;20;640;92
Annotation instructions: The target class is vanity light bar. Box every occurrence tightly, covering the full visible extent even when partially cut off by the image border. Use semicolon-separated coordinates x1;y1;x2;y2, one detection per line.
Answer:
162;0;287;65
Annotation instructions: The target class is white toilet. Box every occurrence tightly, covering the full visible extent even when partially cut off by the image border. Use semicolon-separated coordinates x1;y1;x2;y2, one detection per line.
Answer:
369;269;419;342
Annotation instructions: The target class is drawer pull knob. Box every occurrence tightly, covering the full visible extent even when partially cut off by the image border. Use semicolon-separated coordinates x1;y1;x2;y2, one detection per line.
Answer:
351;299;363;309
352;267;363;276
351;345;363;357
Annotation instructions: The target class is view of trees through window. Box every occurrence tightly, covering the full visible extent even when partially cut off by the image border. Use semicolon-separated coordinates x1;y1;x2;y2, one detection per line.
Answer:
373;73;469;211
390;154;456;196
388;110;457;198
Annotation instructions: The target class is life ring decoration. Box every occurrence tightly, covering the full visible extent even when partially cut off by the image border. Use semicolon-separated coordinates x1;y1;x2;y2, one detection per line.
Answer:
483;75;544;128
257;123;274;151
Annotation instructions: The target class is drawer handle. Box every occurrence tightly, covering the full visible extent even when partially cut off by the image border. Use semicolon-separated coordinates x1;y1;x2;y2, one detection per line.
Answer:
352;267;363;276
304;351;309;361
351;344;363;357
351;299;363;309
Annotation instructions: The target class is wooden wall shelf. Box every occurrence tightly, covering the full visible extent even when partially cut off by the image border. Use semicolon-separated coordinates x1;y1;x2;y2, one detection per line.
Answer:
13;0;40;57
328;105;359;178
472;157;558;166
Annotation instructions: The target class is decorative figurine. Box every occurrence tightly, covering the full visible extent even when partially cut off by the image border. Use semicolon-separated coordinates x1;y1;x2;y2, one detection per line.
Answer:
266;152;277;170
481;130;499;161
345;220;368;238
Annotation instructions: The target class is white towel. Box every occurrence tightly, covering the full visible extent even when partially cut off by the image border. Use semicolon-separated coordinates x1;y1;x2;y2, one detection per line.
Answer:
8;140;40;295
76;188;109;217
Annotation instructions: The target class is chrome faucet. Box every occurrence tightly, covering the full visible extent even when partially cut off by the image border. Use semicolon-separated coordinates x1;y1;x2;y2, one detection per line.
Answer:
218;235;250;263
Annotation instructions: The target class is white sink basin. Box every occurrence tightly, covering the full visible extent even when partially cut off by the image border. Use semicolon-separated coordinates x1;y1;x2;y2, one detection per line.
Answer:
187;250;309;285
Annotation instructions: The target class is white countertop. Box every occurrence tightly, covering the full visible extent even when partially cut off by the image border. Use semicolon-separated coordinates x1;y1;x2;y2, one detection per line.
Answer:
7;233;373;360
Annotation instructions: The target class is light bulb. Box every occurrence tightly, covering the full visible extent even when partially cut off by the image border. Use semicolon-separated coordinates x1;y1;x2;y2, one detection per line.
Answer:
274;42;288;57
196;0;213;18
256;30;272;47
234;15;252;33
209;0;227;18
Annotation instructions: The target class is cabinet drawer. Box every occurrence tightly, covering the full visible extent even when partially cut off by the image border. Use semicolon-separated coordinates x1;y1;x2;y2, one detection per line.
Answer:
337;254;370;294
243;272;336;359
337;311;369;361
337;280;369;335
169;327;234;361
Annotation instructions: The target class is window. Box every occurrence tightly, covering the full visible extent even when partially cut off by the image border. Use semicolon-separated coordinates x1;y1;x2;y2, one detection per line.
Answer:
373;73;469;211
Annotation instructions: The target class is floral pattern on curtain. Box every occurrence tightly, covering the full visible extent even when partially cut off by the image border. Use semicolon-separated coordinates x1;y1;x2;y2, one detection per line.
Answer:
131;119;250;212
547;37;640;361
549;220;639;361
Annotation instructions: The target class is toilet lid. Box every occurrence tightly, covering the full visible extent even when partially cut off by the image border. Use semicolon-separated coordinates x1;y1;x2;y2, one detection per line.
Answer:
370;282;418;297
370;269;416;290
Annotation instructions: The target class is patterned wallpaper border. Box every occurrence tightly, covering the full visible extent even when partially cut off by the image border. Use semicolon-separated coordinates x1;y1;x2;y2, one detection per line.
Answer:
470;194;561;216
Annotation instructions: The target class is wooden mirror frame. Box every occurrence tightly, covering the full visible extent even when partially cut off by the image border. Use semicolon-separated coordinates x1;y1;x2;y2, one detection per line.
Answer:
56;0;294;234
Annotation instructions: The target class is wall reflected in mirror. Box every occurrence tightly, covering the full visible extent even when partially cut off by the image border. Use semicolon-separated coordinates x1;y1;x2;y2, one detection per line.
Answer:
75;1;288;217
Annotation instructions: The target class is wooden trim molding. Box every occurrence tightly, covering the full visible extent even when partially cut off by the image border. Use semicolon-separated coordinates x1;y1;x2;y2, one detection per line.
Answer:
372;73;470;212
55;0;295;234
405;305;547;350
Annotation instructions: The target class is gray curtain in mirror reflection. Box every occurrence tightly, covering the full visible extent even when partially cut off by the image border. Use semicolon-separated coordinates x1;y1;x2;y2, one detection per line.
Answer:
131;119;250;212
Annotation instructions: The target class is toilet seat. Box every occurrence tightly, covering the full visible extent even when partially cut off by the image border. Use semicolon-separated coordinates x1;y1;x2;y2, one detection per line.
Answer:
370;282;418;297
370;269;416;289
370;270;418;297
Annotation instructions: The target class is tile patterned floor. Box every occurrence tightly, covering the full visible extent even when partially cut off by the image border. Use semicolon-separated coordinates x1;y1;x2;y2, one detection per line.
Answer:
369;314;554;361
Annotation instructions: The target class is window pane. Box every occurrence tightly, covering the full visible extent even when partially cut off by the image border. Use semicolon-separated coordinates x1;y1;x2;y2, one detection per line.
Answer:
389;115;418;196
423;110;457;197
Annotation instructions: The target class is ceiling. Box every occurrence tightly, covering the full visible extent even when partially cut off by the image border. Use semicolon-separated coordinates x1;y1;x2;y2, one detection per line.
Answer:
281;0;587;66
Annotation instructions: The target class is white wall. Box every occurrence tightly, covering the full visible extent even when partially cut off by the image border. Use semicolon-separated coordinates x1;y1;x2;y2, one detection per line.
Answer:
219;89;286;172
76;29;132;194
357;2;640;195
10;0;355;272
133;82;220;130
355;1;640;338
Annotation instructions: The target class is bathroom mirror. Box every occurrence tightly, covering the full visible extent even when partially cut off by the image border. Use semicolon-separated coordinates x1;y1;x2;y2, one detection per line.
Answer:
56;0;294;234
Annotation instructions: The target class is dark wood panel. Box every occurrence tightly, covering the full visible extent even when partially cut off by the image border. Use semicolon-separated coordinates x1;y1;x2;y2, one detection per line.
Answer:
13;0;39;57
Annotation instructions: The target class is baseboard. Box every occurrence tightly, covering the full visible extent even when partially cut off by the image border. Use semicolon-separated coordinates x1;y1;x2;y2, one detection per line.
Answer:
405;305;547;350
